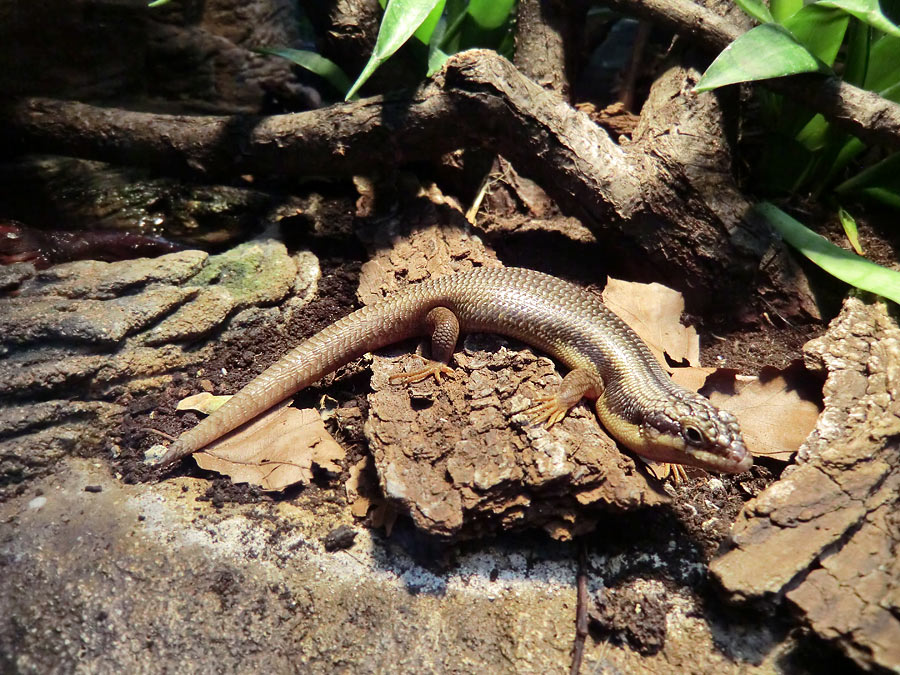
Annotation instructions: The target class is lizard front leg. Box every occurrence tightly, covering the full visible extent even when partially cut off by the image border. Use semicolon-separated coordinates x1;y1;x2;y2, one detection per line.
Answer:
522;368;605;428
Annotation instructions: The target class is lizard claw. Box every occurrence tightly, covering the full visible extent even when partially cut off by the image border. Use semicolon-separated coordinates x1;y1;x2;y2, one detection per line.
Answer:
643;460;690;483
389;358;454;385
521;395;570;428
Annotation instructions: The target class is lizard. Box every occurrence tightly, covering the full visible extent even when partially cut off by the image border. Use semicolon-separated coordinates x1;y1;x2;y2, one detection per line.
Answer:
156;267;751;474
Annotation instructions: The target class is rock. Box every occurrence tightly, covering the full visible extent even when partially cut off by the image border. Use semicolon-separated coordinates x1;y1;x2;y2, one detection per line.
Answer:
0;262;36;291
1;286;199;346
710;296;900;672
0;457;802;674
368;337;665;541
0;240;312;497
17;250;207;299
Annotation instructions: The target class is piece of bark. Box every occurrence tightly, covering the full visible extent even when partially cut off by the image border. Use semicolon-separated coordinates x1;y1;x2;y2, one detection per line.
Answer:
356;199;666;541
356;187;501;303
710;296;900;673
368;338;665;541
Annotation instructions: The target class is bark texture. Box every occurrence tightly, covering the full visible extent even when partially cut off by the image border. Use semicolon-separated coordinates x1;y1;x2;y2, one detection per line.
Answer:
711;296;900;673
514;0;577;99
1;0;311;112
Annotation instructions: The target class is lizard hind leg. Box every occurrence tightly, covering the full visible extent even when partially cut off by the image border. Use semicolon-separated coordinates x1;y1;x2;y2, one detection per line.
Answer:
522;368;605;428
389;306;459;386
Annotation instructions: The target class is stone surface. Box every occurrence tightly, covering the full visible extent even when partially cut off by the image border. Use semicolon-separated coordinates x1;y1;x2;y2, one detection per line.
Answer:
0;457;801;674
711;297;900;672
0;239;313;496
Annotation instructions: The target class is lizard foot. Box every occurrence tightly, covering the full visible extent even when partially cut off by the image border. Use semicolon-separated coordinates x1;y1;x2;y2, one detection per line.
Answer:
521;395;570;428
389;358;454;385
643;459;689;483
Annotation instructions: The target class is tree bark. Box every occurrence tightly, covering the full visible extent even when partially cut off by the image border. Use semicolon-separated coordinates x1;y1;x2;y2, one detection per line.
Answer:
514;0;580;100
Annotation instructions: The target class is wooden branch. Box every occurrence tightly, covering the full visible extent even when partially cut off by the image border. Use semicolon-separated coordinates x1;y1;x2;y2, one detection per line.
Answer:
601;0;900;151
0;50;815;315
514;0;578;100
1;93;463;180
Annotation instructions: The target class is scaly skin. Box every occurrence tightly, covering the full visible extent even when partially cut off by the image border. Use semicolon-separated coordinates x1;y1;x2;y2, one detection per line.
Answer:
157;267;751;473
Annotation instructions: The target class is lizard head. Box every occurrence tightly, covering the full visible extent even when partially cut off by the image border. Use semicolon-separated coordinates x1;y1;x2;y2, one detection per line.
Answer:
637;392;752;474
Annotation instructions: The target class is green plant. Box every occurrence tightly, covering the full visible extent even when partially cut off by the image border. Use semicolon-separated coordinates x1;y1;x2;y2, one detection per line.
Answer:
256;0;517;101
754;202;900;303
696;1;900;301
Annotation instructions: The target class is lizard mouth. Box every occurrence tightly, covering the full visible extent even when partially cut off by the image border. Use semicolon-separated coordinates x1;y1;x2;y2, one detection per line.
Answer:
686;442;753;474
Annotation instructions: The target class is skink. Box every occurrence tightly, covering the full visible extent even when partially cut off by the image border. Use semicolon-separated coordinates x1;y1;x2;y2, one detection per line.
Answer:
157;267;751;473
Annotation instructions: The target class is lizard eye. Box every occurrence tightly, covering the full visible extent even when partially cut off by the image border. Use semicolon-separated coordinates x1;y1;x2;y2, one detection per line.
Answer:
683;425;704;446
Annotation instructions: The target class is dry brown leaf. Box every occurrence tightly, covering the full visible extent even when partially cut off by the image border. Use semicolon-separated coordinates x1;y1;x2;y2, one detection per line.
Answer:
344;457;368;502
643;460;691;482
346;457;375;518
176;392;232;415
350;496;373;518
670;365;717;393
193;400;345;491
702;361;822;462
603;277;699;369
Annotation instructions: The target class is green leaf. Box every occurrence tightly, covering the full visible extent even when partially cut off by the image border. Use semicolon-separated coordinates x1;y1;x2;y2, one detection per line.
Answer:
468;0;517;29
147;0;170;6
694;24;827;92
817;0;900;38
881;81;900;103
754;202;900;303
782;4;849;65
856;187;900;209
843;19;872;87
794;113;831;152
734;0;774;24
438;3;469;51
770;0;803;23
438;0;468;52
497;29;516;59
818;136;866;186
345;0;444;100
835;151;900;196
864;35;900;94
755;133;814;194
415;0;446;44
838;207;863;254
256;48;353;97
426;45;450;76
